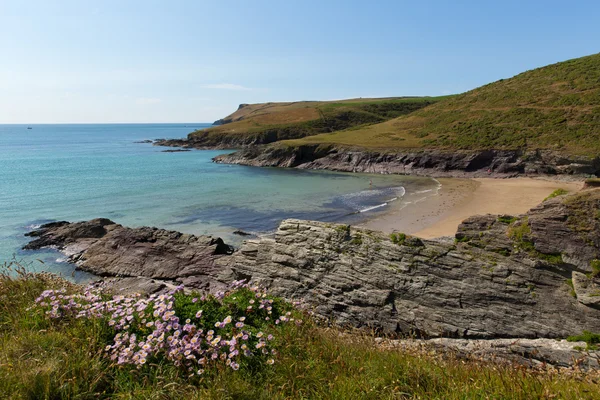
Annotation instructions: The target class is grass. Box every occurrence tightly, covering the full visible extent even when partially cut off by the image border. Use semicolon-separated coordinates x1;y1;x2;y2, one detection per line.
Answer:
285;53;600;156
389;232;407;245
545;188;569;200
567;331;600;351
2;265;600;399
497;215;518;224
185;97;448;147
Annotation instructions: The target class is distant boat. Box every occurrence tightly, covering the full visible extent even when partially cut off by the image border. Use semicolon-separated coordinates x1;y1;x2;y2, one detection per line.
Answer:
27;127;32;129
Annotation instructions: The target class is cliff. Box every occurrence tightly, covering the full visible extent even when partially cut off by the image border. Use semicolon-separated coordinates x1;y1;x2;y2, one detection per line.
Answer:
213;144;600;178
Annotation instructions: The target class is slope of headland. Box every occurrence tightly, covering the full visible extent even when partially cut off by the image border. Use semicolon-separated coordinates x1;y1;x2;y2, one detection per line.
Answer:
154;97;447;148
214;53;600;177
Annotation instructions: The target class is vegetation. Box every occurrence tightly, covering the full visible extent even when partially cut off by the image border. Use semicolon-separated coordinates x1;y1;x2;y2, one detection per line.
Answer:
2;265;600;399
497;215;518;224
567;331;600;350
285;53;600;156
508;217;535;252
186;97;448;146
389;232;407;245
508;217;563;263
591;259;600;278
545;188;569;200
566;279;577;298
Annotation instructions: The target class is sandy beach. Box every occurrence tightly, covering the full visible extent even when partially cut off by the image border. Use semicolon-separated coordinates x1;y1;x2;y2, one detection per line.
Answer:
360;177;584;239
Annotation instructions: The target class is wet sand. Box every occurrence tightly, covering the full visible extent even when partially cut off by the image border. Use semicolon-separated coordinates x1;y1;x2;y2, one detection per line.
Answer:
360;177;584;239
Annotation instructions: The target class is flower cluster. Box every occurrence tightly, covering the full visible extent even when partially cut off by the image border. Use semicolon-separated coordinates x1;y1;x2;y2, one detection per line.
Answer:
34;280;300;375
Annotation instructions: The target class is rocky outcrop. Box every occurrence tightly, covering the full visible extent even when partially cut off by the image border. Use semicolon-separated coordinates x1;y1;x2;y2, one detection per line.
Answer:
213;145;600;178
222;216;600;339
24;219;235;292
23;191;600;341
382;337;600;370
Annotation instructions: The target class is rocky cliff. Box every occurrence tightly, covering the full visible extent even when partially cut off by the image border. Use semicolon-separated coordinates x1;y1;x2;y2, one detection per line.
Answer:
24;190;600;341
213;144;600;178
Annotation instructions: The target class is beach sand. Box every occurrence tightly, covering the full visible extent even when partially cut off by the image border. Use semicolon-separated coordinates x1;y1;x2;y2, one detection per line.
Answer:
360;177;584;239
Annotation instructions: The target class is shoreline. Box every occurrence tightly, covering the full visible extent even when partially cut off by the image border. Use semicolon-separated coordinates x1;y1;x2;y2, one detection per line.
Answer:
360;177;584;238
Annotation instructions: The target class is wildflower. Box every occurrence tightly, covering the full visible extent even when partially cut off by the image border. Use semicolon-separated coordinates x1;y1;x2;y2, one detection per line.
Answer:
195;310;203;318
267;359;275;365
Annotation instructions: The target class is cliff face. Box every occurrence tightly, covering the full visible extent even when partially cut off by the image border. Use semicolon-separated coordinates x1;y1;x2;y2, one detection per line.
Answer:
24;190;600;340
213;145;600;178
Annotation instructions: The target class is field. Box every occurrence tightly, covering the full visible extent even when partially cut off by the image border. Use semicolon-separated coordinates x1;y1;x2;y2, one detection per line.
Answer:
285;53;600;156
186;97;449;146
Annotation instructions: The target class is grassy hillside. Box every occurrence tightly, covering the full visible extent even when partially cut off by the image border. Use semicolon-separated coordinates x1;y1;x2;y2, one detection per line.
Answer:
187;97;448;146
2;267;599;399
285;53;600;156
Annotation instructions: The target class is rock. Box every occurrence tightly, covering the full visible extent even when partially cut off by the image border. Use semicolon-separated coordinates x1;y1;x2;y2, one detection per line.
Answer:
572;272;600;309
134;140;153;144
220;217;600;338
23;219;235;293
213;144;600;178
385;337;600;370
161;149;191;153
233;230;252;236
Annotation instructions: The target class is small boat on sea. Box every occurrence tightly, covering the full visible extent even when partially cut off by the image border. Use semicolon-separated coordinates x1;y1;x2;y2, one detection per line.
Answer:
27;127;32;129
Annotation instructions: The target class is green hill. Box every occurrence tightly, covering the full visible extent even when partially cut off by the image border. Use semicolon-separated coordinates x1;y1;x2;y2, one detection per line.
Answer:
184;97;448;147
285;53;600;156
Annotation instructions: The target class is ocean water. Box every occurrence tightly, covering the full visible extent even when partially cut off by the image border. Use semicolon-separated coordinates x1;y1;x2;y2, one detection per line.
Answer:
0;123;438;280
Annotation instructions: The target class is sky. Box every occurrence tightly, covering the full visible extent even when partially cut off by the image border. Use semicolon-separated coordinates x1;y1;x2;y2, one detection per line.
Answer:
0;0;599;123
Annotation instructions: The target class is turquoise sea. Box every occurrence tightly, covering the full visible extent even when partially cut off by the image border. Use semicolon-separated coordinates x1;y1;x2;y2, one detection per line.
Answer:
0;123;437;280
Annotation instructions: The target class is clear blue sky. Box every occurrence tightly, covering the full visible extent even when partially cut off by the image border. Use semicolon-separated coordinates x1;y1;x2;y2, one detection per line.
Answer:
1;0;599;123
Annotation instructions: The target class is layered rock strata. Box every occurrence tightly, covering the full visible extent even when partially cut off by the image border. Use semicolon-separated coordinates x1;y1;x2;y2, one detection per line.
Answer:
213;145;600;178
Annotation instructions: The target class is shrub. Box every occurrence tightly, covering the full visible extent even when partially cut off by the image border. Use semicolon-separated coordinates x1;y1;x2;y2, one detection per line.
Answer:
32;281;298;375
390;232;407;245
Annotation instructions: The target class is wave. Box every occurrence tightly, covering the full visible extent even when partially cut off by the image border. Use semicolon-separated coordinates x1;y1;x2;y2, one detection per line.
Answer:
359;203;388;213
339;186;406;213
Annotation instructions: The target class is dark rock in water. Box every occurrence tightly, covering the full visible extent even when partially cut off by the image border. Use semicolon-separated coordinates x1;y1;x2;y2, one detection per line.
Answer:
134;140;153;144
24;219;235;292
233;230;252;236
22;190;600;347
161;149;191;153
24;219;113;249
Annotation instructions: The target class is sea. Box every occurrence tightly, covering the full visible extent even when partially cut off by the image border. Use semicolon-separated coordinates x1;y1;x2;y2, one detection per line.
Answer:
0;123;439;281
